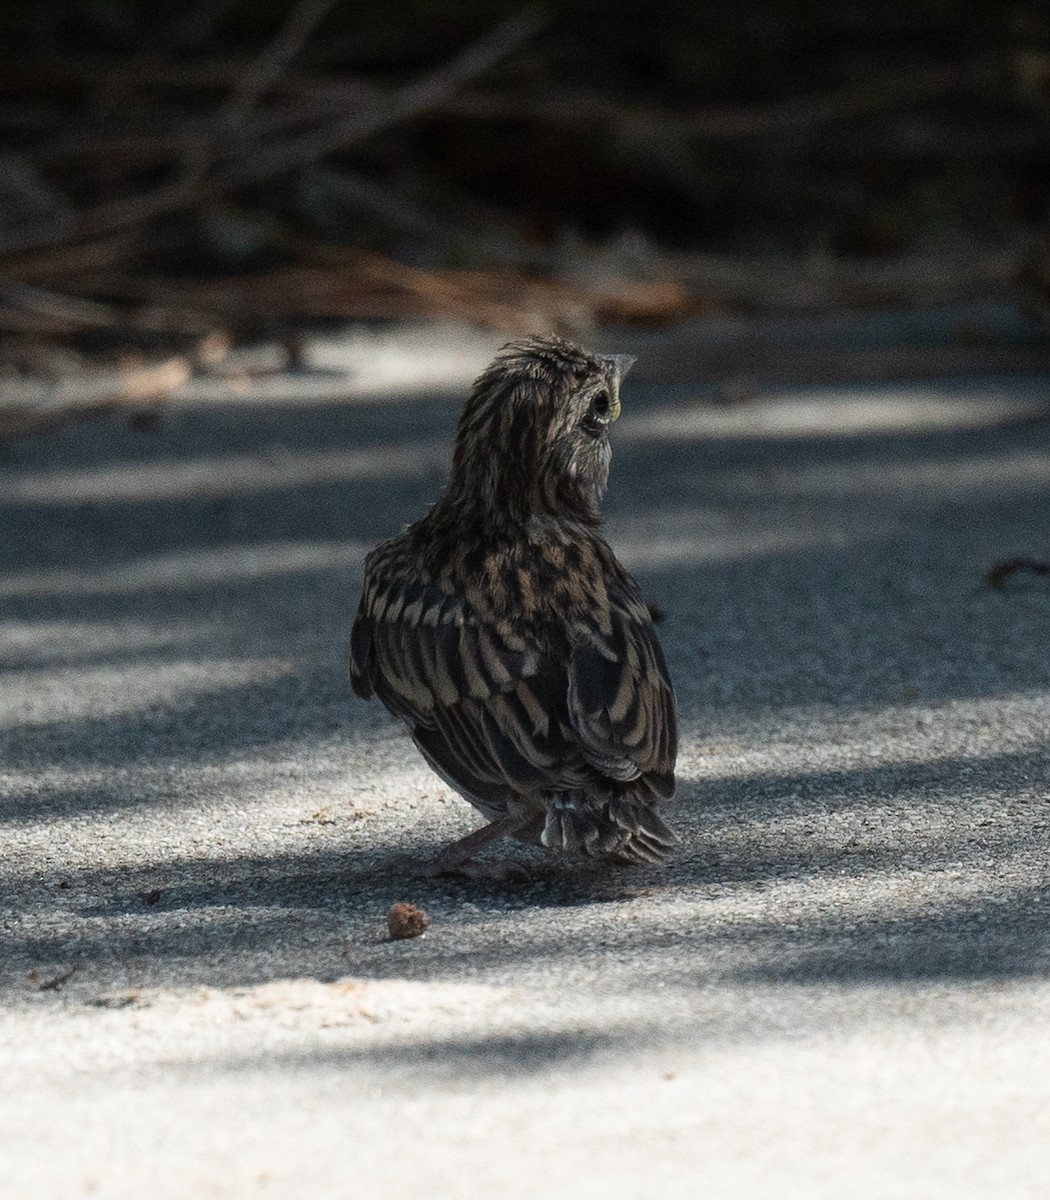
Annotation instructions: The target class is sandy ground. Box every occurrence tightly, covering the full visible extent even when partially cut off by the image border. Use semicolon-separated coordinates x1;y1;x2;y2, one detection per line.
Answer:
3;316;1050;1198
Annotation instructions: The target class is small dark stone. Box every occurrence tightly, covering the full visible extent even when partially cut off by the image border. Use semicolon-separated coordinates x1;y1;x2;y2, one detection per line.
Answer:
387;902;431;940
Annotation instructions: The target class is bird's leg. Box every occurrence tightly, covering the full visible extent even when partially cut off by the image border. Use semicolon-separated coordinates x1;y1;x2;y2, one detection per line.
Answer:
433;813;517;868
407;814;531;881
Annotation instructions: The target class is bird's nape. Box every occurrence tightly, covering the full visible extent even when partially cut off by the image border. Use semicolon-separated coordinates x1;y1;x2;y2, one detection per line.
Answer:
443;335;632;522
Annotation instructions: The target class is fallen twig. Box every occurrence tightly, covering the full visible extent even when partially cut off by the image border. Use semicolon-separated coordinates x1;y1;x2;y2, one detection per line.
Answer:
27;965;78;991
983;558;1050;589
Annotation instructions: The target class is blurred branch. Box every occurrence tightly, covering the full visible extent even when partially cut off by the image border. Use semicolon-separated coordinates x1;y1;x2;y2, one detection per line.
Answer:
159;0;240;54
0;7;548;261
21;57;1001;177
0;155;73;223
220;6;548;187
0;276;132;333
442;62;1002;139
0;275;215;336
4;234;143;282
218;0;339;129
305;168;553;269
0;176;203;262
180;0;341;181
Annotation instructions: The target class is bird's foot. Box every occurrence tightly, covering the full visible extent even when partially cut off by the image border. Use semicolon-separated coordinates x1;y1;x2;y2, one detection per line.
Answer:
387;852;531;883
436;856;532;883
386;815;531;882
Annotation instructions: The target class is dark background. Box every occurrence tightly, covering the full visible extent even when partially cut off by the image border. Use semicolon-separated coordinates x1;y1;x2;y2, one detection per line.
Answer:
1;0;1049;372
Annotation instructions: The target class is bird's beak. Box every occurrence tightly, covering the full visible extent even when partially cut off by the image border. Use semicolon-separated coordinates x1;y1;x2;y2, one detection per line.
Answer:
603;353;636;422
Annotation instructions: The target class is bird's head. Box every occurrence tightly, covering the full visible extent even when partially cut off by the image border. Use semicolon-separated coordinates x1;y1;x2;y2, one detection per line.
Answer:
447;335;636;522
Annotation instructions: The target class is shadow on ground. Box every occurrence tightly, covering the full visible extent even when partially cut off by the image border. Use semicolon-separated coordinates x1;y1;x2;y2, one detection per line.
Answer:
3;372;1050;1012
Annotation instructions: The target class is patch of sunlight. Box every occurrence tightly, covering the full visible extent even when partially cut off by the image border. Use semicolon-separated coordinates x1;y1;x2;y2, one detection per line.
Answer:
681;692;1050;780
4;441;447;505
610;515;887;570
696;855;1044;929
0;515;877;596
619;386;1046;441
173;322;498;405
0;657;298;726
0;618;217;661
736;446;1050;500
88;976;512;1027
0;539;370;598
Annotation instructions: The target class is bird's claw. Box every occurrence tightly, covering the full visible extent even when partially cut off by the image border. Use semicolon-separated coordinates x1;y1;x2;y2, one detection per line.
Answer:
439;856;533;883
386;853;532;883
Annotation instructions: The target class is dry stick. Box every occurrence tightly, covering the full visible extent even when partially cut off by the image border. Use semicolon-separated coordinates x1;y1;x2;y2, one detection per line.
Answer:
0;6;547;260
0;175;202;261
30;97;345;170
159;0;239;56
347;253;578;329
121;55;1000;173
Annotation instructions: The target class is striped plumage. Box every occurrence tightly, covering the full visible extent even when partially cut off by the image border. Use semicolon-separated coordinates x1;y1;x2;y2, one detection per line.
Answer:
350;335;677;871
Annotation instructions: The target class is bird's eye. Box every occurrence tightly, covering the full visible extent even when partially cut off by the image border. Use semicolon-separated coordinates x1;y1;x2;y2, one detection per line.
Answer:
583;388;614;436
582;389;614;435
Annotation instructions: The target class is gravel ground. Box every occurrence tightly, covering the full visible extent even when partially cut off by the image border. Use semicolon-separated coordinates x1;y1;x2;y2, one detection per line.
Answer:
3;318;1050;1198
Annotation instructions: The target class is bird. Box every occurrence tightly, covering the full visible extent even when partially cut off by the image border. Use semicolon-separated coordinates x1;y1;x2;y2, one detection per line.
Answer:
349;334;677;877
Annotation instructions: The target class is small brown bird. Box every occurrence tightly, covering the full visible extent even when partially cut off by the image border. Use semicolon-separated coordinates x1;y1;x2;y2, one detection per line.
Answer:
350;335;677;876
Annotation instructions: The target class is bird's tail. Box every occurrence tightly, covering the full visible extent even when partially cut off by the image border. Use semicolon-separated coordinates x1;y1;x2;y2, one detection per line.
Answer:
539;791;677;864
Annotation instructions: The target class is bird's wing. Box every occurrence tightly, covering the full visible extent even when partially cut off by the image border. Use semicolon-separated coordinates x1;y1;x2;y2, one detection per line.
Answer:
351;551;676;803
350;560;587;804
566;582;677;798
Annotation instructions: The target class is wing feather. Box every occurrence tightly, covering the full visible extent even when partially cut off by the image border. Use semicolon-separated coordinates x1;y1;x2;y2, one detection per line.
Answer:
567;586;677;797
350;548;676;808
